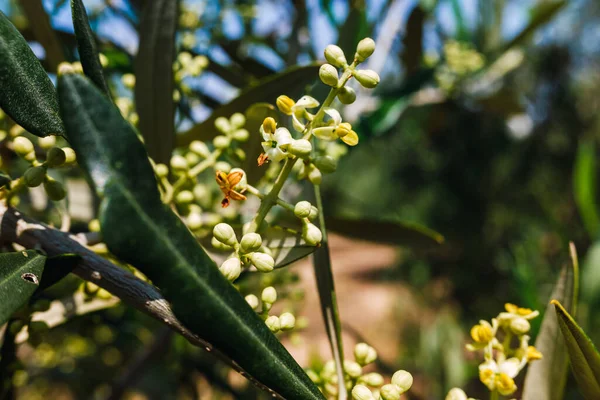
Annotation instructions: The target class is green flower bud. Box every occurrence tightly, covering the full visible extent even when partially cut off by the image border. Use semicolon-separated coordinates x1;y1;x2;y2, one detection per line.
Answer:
314;156;337;173
213;223;237;246
189;140;210;158
276;96;295;115
391;370;413;393
354;343;377;365
324;45;348;68
43;178;66;201
343;360;362;379
279;312;296;331
232;129;249;142
308;166;322;185
155;163;169;178
294;201;312;219
261;286;277;304
122;73;136;89
13;136;34;157
230;113;246;129
219;257;241;281
23;166;46;187
62;147;77;164
193;184;209;202
170;155;188;171
360;372;384;387
352;385;374;400
186;211;203;231
354;69;380;89
46;147;66;167
380;384;402;400
250;252;275;272
510;317;531;335
309;206;319;220
185;151;200;167
302;222;322;246
265;315;280;332
337;86;357;104
319;64;339;87
245;294;259;310
213;135;231;149
215;117;231;133
240;233;262;253
211;236;233;251
288;139;313;158
38;136;56;150
175;190;194;205
356;37;376;62
445;388;468;400
214;161;231;173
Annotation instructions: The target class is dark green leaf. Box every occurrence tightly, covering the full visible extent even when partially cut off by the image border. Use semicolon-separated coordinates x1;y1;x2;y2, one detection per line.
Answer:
522;243;580;400
135;0;179;164
0;250;47;326
0;172;11;189
35;253;81;293
71;0;110;95
574;140;599;238
0;11;64;137
553;300;600;400
176;64;321;147
57;72;324;400
325;217;444;248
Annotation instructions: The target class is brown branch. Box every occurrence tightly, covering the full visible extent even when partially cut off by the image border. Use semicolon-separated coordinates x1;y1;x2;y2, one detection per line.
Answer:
0;204;283;399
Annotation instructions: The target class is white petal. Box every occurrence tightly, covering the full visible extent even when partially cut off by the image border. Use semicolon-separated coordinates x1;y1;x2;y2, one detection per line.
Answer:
274;127;292;149
294;95;320;109
292;114;306;132
313;126;337;141
267;147;287;162
479;360;498;374
499;358;520;378
261;141;272;153
324;107;342;125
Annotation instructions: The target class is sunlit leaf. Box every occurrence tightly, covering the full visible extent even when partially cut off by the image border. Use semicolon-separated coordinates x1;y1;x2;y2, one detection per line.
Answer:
57;72;325;400
553;299;600;400
135;0;178;163
0;11;64;136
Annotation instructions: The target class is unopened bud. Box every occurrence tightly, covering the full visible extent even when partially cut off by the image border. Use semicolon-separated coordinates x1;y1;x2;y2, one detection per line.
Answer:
240;233;262;253
337;86;357;104
13;136;34;157
279;312;296;330
265;315;280;332
214;161;231;173
391;370;413;393
314;156;337;173
176;190;194;205
170;155;188;171
324;45;348;68
213;223;237;246
186;211;202;231
213;135;231;149
44;178;66;201
356;37;376;62
309;206;319;220
245;294;259;310
232;129;249;142
308;165;322;185
24;166;46;187
354;343;377;365
215;117;231;133
360;373;384;387
354;69;380;88
445;388;468;400
46;147;66;167
230;113;246;128
510;317;531;335
302;222;322;246
352;385;374;400
294;201;312;219
288;139;312;158
341;130;359;146
334;122;352;138
38;136;56;150
276;95;295;115
261;286;277;304
219;257;241;281
344;360;363;379
211;236;233;251
155;163;169;178
250;252;275;272
62;147;77;164
189;140;210;158
319;64;339;87
380;384;402;400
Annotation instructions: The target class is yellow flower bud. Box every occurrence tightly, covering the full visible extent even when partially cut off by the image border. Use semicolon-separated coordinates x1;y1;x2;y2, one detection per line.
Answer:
510;317;531;335
360;372;384;387
121;73;135;89
232;129;249;142
230;112;246;129
154;163;169;178
245;294;259;310
334;122;352;138
324;45;348;68
337;86;356;104
354;343;377;365
261;286;277;304
341;130;359;146
356;37;376;62
175;190;194;205
279;312;296;331
38;136;56;150
186;211;202;231
240;233;262;253
170;155;188;171
262;117;277;133
213;135;230;149
496;373;517;396
215;117;231;133
354;69;380;88
23;166;46;187
343;360;362;379
526;345;543;361
319;64;339;87
294;201;312;219
445;388;468;400
213;223;237;246
189;140;210;157
219;257;241;281
380;384;401;400
62;147;77;164
250;252;275;272
391;370;413;393
470;323;493;343
46;147;66;167
13;136;34;157
276;95;295;115
211;236;233;251
265;315;280;332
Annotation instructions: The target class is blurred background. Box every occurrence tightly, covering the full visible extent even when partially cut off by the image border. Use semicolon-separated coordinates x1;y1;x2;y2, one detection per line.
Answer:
1;0;600;399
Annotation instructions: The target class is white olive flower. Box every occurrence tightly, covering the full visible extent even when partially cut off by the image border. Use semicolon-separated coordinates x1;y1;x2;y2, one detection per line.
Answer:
291;95;320;132
478;358;522;396
261;127;293;162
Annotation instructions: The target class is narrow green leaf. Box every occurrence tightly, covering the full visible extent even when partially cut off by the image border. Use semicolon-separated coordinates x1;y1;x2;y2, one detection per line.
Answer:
135;0;179;164
71;0;110;96
57;72;325;400
522;243;579;400
553;300;600;400
0;11;64;137
0;250;47;326
176;64;321;147
325;217;444;248
574;140;600;238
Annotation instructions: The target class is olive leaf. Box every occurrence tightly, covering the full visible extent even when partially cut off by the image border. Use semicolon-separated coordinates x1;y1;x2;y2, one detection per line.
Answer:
57;72;325;400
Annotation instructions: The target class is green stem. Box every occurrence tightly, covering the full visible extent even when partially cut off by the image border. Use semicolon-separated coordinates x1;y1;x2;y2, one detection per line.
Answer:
490;389;499;400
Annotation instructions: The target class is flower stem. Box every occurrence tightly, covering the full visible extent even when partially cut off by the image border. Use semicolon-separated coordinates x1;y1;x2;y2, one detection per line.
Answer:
490;390;499;400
